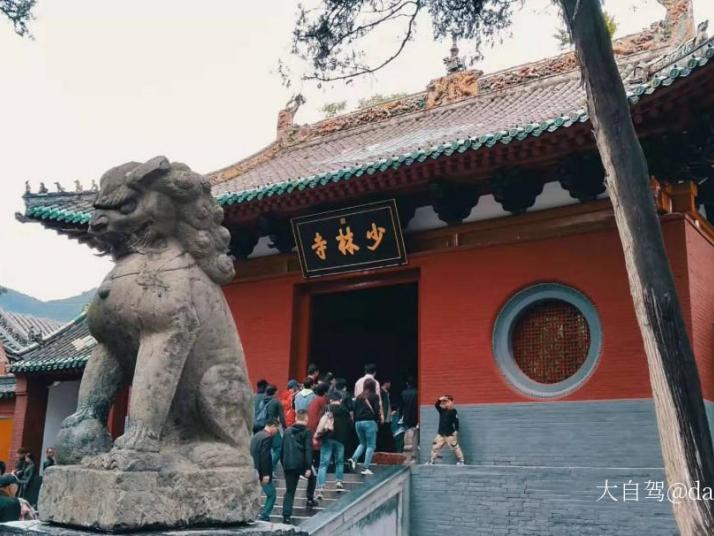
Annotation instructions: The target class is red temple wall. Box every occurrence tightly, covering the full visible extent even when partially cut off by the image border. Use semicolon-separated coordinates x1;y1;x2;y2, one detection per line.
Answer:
685;221;714;402
224;276;298;391
224;216;701;406
417;217;689;404
0;399;15;465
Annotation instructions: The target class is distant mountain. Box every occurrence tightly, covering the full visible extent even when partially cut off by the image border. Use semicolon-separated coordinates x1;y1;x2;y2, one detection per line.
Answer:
0;287;95;322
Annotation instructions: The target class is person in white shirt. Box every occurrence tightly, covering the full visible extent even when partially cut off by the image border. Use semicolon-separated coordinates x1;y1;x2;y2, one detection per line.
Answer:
354;363;382;412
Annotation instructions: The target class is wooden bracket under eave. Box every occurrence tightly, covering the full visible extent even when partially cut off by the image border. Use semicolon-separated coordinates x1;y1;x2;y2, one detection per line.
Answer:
650;177;673;214
667;180;699;215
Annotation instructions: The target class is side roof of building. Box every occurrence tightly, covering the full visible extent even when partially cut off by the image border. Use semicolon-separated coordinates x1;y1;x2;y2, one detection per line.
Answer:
0;308;64;354
8;313;95;374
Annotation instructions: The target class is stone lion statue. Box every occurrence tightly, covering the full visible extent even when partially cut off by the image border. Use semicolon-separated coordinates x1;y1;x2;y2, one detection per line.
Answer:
55;156;253;471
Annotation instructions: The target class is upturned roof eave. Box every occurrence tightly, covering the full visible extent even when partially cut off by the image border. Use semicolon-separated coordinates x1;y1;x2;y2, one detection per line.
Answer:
18;38;714;229
214;42;714;208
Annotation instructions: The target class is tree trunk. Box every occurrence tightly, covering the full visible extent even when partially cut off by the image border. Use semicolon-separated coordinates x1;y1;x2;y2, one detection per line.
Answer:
560;0;714;533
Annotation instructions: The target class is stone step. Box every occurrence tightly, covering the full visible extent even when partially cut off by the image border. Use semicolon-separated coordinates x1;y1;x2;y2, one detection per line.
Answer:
270;504;328;517
261;487;355;523
272;479;363;490
282;496;337;507
268;513;312;523
263;488;341;500
263;490;345;505
260;467;378;525
273;470;365;484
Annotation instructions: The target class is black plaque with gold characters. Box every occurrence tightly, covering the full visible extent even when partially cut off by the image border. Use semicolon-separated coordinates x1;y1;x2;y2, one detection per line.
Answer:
291;199;408;278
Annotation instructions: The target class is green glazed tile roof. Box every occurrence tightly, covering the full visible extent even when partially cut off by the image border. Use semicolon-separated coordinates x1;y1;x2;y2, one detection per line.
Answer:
0;376;16;399
21;38;714;225
8;313;94;374
25;205;91;224
22;191;95;226
213;40;713;205
0;307;63;354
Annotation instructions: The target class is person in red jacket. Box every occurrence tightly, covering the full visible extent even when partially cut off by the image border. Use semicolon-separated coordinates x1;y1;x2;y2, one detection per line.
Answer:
281;379;299;427
307;382;329;499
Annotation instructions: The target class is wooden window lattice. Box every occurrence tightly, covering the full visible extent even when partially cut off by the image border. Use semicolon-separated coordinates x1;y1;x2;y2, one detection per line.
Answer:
511;299;590;384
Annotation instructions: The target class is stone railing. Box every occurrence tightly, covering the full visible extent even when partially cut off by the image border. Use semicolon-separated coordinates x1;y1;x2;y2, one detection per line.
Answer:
301;464;411;536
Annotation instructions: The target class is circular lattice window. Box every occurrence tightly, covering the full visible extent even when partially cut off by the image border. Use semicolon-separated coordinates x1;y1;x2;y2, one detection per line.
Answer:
512;300;591;384
493;284;602;398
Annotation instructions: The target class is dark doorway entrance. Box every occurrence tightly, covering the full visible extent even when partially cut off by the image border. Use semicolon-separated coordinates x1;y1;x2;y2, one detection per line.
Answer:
308;282;418;401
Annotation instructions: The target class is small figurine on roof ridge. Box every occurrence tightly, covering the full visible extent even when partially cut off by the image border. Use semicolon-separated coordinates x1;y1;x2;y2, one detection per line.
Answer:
54;181;65;193
696;20;709;45
426;39;483;109
444;36;466;74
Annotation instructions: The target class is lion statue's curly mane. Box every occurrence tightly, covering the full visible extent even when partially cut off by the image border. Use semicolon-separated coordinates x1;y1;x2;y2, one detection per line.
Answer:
92;157;235;285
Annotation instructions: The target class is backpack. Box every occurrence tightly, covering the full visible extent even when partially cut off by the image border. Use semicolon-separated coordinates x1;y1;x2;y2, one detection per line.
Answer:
281;427;306;471
294;391;314;412
315;410;334;439
254;398;270;430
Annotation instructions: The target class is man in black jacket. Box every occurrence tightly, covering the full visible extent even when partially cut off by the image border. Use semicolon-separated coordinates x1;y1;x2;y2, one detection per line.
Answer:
43;447;56;473
400;377;418;429
400;377;418;455
259;384;287;469
280;410;315;524
250;418;280;521
253;379;268;420
427;395;465;465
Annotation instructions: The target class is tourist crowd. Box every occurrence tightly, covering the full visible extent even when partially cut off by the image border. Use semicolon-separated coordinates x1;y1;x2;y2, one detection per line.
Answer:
0;364;465;527
249;362;421;524
0;446;54;521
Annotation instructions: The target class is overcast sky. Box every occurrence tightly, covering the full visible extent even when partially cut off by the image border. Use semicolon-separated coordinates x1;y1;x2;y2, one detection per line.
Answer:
1;0;712;301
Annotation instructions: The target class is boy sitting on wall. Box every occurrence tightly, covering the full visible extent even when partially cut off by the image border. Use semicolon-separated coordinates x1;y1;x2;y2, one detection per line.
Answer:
427;395;465;466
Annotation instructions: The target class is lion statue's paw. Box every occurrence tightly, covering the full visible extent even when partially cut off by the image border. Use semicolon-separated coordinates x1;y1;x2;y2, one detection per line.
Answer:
114;419;160;452
55;411;113;465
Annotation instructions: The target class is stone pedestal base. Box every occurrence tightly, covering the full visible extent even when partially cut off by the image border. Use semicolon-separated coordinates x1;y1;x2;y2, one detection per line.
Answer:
39;465;262;532
1;520;307;535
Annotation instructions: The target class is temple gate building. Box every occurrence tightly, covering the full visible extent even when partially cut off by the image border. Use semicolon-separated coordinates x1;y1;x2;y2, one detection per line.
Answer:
10;4;714;533
0;308;64;464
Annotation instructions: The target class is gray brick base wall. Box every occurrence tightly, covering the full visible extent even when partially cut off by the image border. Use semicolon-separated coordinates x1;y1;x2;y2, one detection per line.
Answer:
410;465;678;536
419;399;664;467
705;400;714;445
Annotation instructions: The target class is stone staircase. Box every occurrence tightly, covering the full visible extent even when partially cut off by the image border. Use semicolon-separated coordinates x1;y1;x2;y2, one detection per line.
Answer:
263;467;368;524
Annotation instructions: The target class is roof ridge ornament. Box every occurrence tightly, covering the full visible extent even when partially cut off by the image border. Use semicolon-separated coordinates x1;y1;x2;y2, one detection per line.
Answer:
444;35;466;74
276;93;306;140
426;38;483;109
696;20;709;46
660;0;694;43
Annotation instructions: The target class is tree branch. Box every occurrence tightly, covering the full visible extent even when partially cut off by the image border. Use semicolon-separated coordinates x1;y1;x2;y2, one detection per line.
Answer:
303;1;421;82
1;0;36;37
289;0;515;86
